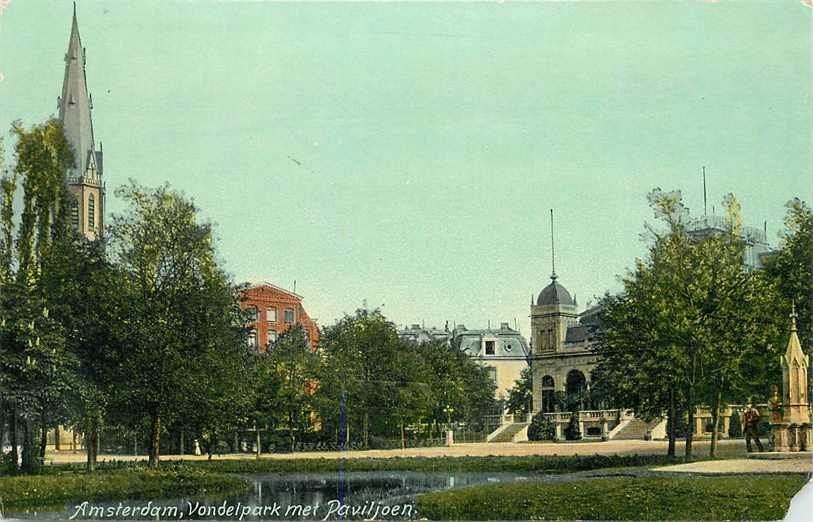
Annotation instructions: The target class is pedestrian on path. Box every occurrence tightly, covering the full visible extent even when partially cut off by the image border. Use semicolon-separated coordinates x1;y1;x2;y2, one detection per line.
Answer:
743;401;764;453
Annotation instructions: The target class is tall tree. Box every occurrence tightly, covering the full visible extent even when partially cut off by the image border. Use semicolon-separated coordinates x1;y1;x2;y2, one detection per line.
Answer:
595;189;782;458
0;120;76;473
109;181;244;467
266;324;319;452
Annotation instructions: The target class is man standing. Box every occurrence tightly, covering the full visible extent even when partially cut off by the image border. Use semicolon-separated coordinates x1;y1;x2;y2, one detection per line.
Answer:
743;401;764;452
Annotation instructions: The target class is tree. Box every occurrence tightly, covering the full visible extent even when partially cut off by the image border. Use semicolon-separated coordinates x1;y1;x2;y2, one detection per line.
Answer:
595;189;782;458
0;120;76;473
526;412;555;441
108;181;245;467
412;340;497;434
764;199;813;358
266;324;320;452
505;367;532;415
315;309;403;449
40;235;125;471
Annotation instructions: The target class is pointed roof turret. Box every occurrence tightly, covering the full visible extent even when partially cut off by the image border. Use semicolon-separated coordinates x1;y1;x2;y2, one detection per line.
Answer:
58;3;98;181
784;303;806;364
780;303;811;425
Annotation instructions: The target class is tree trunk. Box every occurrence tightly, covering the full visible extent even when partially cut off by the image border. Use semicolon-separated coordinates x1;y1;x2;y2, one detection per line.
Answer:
685;384;694;459
0;404;6;452
363;412;369;450
179;429;185;456
9;405;18;472
709;387;722;458
39;417;47;461
86;427;98;472
685;353;698;460
289;415;295;454
148;412;161;468
86;411;100;472
667;388;676;458
400;418;406;450
21;417;40;473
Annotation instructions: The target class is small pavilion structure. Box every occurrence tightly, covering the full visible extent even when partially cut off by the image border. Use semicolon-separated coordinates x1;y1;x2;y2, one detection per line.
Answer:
770;306;812;452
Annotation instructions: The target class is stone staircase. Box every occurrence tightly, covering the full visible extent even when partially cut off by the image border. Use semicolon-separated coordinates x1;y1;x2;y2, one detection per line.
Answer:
607;417;649;440
487;422;530;443
607;416;666;440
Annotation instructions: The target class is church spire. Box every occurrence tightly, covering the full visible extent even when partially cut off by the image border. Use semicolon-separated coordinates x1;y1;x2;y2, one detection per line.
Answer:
58;2;98;182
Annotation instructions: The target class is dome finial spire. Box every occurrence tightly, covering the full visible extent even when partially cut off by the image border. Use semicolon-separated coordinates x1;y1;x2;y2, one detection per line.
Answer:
550;208;557;280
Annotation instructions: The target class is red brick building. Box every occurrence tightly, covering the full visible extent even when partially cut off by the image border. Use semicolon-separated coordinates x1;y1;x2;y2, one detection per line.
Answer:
240;283;320;351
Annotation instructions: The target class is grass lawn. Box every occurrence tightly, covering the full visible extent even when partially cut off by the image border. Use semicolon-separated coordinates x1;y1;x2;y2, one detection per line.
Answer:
417;474;808;520
0;464;249;509
185;453;701;474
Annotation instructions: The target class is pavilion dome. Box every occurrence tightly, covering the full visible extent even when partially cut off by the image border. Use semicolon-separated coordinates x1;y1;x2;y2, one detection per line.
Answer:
537;276;574;306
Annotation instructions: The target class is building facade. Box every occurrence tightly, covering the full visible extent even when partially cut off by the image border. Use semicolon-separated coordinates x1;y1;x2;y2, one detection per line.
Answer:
530;273;600;414
398;323;530;402
240;283;320;351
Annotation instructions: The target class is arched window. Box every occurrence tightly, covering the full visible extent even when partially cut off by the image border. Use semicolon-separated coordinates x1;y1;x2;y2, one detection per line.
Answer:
70;199;80;230
87;194;95;229
541;375;556;413
565;370;587;411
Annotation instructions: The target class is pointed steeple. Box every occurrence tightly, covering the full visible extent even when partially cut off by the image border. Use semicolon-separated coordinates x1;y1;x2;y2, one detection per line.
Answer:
784;303;805;362
58;3;98;183
780;303;810;424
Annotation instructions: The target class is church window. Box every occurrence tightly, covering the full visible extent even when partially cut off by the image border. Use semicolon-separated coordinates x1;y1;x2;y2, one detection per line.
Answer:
284;308;295;324
87;193;95;229
485;340;495;355
70;199;80;229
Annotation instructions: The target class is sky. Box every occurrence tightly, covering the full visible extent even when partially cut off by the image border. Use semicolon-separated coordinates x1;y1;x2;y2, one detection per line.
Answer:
1;0;811;338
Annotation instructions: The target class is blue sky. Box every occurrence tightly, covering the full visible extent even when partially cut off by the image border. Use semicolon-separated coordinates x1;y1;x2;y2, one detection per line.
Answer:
1;1;810;336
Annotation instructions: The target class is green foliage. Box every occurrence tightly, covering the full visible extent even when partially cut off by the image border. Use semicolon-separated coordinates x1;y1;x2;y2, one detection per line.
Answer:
0;120;76;473
263;324;320;452
417;474;806;521
594;189;783;457
0;465;248;509
107;181;250;467
505;367;532;415
313;310;495;449
564;411;581;441
526;412;555;441
187;453;690;474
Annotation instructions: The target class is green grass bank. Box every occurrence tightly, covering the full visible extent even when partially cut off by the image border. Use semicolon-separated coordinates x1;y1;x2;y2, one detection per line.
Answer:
417;474;807;520
186;453;699;474
0;464;248;509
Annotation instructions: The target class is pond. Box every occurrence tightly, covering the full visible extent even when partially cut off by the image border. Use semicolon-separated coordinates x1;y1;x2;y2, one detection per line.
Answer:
5;470;554;520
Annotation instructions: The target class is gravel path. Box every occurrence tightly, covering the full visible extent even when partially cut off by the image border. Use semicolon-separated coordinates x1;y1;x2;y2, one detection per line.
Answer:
45;439;748;464
654;458;812;474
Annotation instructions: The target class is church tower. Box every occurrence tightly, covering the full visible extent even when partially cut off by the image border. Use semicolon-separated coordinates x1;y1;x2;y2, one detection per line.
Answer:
58;4;104;240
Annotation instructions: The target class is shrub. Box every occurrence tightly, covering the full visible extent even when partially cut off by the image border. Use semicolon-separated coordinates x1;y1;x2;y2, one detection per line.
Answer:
527;413;556;441
728;411;743;438
564;413;581;441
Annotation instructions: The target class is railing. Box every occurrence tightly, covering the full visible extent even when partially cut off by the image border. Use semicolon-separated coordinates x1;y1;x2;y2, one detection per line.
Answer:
688;215;767;244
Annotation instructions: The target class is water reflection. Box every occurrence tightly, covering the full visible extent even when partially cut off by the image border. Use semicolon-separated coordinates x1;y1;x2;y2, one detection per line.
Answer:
6;471;535;520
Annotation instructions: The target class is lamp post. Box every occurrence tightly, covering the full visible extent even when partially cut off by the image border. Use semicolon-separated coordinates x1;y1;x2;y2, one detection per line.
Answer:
443;406;454;447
